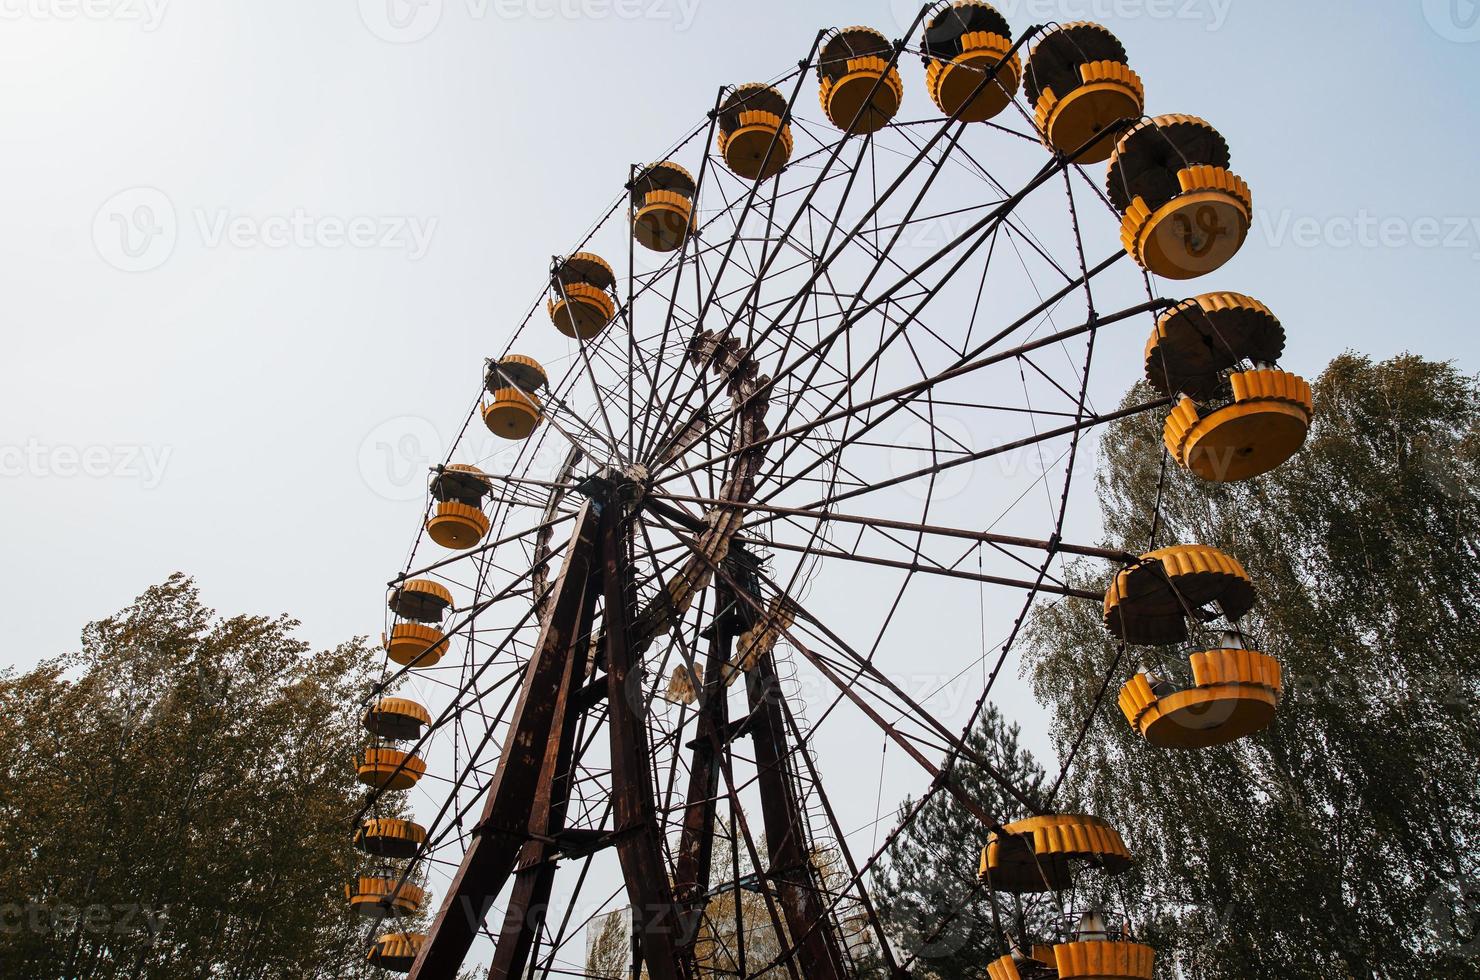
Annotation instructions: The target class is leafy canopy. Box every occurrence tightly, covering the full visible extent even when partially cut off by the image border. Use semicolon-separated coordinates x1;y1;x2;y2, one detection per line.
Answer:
0;574;396;980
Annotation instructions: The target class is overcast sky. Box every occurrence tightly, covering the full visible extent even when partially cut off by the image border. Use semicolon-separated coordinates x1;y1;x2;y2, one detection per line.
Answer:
3;0;1478;966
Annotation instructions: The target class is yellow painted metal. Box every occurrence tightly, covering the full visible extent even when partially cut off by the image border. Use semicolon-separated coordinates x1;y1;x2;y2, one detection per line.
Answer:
980;814;1133;893
383;622;448;668
364;696;432;741
356;748;426;791
1164;369;1312;481
718;110;793;181
927;32;1020;123
483;388;542;441
387;578;452;622
1035;60;1143;163
355;817;428;859
1103;544;1255;645
493;353;547;393
555;251;616;291
368;932;426;972
1120;165;1251;280
820;56;903;133
425;500;491;550
986;953;1058;980
632;189;694;252
346;876;429;919
1143;292;1285;401
1120;649;1283;749
548;281;617;339
1053;941;1155;979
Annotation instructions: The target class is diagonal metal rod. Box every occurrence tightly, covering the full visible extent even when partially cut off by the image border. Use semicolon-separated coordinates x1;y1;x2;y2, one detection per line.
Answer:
640;504;1039;822
643;20;1045;475
791;395;1172;513
647;490;1133;562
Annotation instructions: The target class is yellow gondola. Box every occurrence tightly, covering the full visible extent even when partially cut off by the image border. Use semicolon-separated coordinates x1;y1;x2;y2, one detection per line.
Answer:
548;254;617;339
630;161;696;253
356;747;426;791
1026;22;1143;162
922;2;1020;123
363;696;432;741
1102;544;1255;645
1107;115;1251;279
354;817;428;859
819;26;902;133
1121;641;1282;749
382;621;448;669
368;932;425;973
1147;293;1312;481
979;814;1132;893
424;464;492;550
717;84;792;181
346;877;428;919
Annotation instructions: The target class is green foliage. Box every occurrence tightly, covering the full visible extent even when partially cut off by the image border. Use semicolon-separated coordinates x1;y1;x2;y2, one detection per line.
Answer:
0;574;396;979
1025;353;1480;979
869;705;1047;979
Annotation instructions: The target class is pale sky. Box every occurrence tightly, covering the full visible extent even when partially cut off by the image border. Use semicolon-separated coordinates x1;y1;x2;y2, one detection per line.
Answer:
3;0;1477;970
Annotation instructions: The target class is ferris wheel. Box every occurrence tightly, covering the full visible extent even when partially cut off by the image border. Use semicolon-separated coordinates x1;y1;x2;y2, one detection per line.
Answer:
344;3;1313;978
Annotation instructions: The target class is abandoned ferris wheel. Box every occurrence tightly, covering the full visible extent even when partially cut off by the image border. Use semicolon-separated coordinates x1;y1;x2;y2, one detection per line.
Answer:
345;3;1312;977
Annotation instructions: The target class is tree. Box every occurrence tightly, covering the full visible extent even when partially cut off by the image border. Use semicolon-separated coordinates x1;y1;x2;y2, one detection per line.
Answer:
1024;353;1480;979
583;829;795;979
0;574;404;979
869;705;1048;978
584;909;632;979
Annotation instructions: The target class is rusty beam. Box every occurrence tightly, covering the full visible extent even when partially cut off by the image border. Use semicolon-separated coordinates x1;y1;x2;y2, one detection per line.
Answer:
747;647;850;979
600;499;695;980
409;502;599;980
486;576;601;979
672;591;735;946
